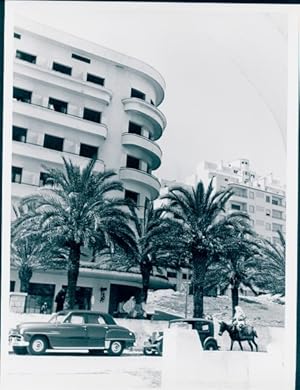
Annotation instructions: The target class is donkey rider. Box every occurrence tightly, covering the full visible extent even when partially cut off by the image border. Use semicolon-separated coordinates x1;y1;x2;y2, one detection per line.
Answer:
232;305;247;337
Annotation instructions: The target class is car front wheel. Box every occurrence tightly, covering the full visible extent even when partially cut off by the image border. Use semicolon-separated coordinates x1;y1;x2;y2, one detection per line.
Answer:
108;340;124;356
28;336;48;355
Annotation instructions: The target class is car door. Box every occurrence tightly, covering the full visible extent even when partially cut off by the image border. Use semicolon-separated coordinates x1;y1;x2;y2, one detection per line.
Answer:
51;313;88;348
85;313;107;348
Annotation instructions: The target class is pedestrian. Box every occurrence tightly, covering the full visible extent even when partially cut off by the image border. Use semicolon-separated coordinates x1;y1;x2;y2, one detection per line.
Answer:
55;286;66;312
40;302;48;314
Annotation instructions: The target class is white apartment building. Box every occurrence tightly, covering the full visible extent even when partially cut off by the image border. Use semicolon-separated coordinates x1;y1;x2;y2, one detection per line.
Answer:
9;17;171;313
186;158;286;243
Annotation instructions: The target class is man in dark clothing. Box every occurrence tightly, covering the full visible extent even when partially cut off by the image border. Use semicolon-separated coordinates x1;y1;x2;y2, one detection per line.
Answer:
55;286;66;312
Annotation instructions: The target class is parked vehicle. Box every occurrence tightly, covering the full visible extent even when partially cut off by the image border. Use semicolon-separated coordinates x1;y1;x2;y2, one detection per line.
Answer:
9;310;136;356
143;318;219;356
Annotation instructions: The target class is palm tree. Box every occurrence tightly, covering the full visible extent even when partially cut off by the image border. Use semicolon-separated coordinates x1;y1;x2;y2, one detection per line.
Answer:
11;206;67;292
17;158;137;309
205;219;260;316
151;179;247;318
255;231;285;296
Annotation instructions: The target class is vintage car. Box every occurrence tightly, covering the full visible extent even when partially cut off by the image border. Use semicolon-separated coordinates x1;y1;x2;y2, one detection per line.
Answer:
143;318;219;356
9;310;136;356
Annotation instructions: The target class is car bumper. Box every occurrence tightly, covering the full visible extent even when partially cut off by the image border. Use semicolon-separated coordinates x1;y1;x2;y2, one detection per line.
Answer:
9;335;29;347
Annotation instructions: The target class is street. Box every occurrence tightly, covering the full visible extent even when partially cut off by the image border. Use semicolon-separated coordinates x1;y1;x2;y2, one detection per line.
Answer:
3;352;162;390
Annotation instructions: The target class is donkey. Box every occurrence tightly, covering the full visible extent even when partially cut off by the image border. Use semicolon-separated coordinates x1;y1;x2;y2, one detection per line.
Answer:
218;320;258;352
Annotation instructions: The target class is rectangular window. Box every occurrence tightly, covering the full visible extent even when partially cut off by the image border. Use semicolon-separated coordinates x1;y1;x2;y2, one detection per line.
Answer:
167;271;177;278
126;155;140;170
79;143;98;159
72;53;91;64
272;223;283;233
272;196;282;206
43;134;64;151
131;88;145;100
87;73;105;86
231;204;241;210
272;209;283;219
48;97;68;114
266;195;270;203
12;166;22;183
266;223;271;231
128;121;142;135
14;32;21;39
16;50;36;64
83;108;101;123
249;191;254;199
10;281;16;292
249;205;255;213
52;62;72;76
13;87;32;103
12;126;27;142
125;189;139;205
231;187;248;198
39;172;54;187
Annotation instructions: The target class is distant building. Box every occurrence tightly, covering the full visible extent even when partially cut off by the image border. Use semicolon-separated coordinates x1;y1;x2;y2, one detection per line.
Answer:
161;158;286;291
10;16;171;314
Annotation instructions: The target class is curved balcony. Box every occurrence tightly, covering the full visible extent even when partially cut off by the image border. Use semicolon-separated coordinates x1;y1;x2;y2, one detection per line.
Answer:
119;167;160;200
122;98;167;141
14;59;112;105
13;99;108;140
121;132;162;170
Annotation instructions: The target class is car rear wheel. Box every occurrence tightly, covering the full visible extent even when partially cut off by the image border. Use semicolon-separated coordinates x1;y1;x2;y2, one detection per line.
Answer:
13;346;28;355
108;341;124;356
203;338;218;351
28;336;48;355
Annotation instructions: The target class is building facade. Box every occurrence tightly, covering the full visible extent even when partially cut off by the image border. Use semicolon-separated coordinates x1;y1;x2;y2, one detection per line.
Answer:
10;17;170;313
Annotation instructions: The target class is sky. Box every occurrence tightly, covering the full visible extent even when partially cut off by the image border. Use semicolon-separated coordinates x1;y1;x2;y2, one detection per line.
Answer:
9;2;288;184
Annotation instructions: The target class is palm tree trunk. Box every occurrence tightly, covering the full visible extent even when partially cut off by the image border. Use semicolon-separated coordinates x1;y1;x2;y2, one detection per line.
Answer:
231;285;239;317
192;256;206;318
18;266;33;293
64;243;81;309
140;261;152;303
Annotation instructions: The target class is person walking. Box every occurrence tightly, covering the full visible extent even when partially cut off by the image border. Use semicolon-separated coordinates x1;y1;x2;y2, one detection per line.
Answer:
55;286;66;312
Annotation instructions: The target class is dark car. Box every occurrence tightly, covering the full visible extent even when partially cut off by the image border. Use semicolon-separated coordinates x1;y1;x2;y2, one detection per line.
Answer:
143;318;219;356
9;310;136;356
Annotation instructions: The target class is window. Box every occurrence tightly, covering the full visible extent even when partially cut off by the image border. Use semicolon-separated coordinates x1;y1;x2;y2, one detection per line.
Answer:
231;204;241;210
48;97;68;114
272;223;283;233
72;53;91;64
87;73;105;86
12;126;27;142
249;205;255;213
131;88;145;100
43;134;64;151
10;281;16;292
39;172;54;187
249;191;254;199
272;196;282;206
86;314;106;324
12;166;22;183
266;195;270;203
128;121;142;135
224;178;229;182
66;314;85;325
182;273;187;280
126;155;140;170
52;62;72;76
16;50;36;64
83;108;101;123
266;209;271;216
272;209;283;219
125;189;139;205
79;143;98;159
233;170;238;174
13;87;32;103
266;223;271;231
231;187;248;198
14;32;21;39
167;271;177;278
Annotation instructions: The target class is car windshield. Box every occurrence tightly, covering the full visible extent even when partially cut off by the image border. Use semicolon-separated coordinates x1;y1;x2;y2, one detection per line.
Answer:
48;313;67;324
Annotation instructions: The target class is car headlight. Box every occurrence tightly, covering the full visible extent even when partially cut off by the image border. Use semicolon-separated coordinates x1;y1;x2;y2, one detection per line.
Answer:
19;328;25;335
